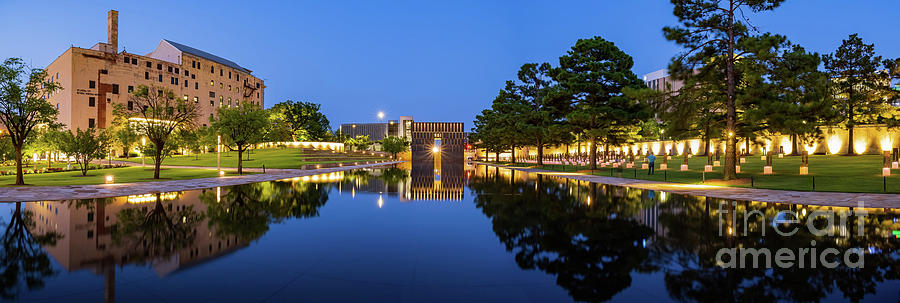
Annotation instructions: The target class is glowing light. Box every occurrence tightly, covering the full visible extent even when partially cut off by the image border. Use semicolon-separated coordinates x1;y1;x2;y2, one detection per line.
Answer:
880;136;894;152
803;143;818;155
675;142;685;156
689;140;701;156
218;170;225;177
854;137;867;155
127;192;178;204
432;146;439;153
104;175;114;184
377;111;385;119
377;195;384;208
827;135;842;155
651;142;661;155
781;137;793;155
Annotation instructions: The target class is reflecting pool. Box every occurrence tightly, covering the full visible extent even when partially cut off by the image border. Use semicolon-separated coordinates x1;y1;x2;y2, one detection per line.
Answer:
1;164;899;302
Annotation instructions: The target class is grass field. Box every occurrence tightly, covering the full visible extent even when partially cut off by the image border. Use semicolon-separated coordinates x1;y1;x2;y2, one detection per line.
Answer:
493;154;900;193
0;166;248;187
116;148;387;169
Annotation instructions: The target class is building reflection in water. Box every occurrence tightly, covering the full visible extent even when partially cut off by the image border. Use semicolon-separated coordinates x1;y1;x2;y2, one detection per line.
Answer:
469;165;900;303
329;163;469;202
22;176;332;303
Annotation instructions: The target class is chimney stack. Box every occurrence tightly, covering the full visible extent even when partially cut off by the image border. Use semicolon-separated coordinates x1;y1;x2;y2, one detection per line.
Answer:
108;10;118;52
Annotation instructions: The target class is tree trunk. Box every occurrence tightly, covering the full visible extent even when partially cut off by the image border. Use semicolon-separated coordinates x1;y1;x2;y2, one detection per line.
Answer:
723;2;738;180
847;92;855;155
589;136;597;169
14;145;24;185
237;146;244;175
494;151;499;163
537;138;544;166
511;146;516;164
154;146;163;179
791;133;799;156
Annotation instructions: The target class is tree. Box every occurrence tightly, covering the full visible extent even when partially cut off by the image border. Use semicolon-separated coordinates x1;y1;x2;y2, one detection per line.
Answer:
0;58;61;185
824;34;896;155
345;135;373;152
664;0;784;179
269;100;331;141
115;85;199;179
60;128;108;176
747;43;837;155
212;103;269;174
470;109;507;162
112;118;138;158
379;136;409;159
554;36;650;169
514;63;571;165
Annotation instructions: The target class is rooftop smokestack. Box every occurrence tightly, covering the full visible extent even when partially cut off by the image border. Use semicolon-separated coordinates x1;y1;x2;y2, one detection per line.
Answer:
108;10;118;52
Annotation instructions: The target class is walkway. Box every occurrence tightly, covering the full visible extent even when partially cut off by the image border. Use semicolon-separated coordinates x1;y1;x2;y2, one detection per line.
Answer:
477;162;900;208
0;161;404;203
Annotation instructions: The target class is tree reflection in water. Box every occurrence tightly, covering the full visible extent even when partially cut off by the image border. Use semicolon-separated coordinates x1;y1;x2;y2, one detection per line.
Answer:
468;166;900;302
112;193;204;264
200;180;330;242
0;202;63;300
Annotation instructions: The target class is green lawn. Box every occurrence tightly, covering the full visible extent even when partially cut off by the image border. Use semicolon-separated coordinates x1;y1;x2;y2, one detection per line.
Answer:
493;154;900;193
0;166;249;187
117;148;388;169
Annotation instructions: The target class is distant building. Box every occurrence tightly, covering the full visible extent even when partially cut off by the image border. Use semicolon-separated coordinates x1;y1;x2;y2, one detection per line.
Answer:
643;69;684;94
43;10;265;130
340;115;414;141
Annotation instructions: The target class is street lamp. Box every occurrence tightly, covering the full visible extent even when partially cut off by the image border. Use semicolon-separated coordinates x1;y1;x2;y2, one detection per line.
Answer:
217;134;221;172
141;137;146;167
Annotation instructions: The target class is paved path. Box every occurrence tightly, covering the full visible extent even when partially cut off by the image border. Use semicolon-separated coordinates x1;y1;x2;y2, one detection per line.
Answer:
477;162;900;208
0;161;404;203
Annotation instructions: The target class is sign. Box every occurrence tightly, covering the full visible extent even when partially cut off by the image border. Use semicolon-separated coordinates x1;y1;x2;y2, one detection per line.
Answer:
76;88;98;96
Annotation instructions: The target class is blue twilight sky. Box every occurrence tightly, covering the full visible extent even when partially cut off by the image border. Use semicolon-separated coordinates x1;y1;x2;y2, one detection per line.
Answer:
1;0;897;130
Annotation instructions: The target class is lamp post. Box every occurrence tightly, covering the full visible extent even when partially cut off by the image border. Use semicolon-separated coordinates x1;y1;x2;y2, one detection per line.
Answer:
141;137;146;167
217;134;221;172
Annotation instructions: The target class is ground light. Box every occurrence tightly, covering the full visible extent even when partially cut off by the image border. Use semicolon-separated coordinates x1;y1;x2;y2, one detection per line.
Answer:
105;175;114;184
218;170;225;177
432;146;440;153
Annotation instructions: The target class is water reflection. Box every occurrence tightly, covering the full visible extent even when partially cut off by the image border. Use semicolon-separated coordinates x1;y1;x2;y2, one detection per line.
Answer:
3;164;899;302
469;165;900;302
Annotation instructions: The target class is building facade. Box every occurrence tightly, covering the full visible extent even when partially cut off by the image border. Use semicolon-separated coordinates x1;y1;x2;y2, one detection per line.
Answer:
410;122;465;163
339;115;414;141
44;10;264;131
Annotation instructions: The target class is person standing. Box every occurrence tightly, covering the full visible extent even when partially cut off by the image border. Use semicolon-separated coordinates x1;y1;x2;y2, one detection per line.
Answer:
647;153;656;175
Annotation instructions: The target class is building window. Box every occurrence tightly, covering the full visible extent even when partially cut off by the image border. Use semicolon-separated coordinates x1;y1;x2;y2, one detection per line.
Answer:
210;113;214;121
157;63;162;70
210;66;214;73
220;69;223;76
184;70;189;76
159;75;163;82
210;80;214;86
88;97;95;107
131;58;137;64
209;91;215;98
89;80;96;88
210;100;214;106
112;84;119;94
146;61;151;68
175;67;180;74
183;94;188;101
145;72;149;80
168;66;173;73
128;85;134;93
256;83;260;89
219;82;223;89
236;74;240;81
228;71;231;79
87;212;94;222
195;82;198;89
170;77;175;85
193;97;198;103
192;60;196;68
191;74;195;79
228;85;231;91
124;56;130;63
184;80;188;87
88;118;95;128
100;69;108;74
87;230;94;239
128;101;133;110
197;62;201;69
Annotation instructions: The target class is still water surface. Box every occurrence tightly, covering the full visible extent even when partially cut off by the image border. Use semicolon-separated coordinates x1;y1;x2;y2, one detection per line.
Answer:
1;164;898;302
